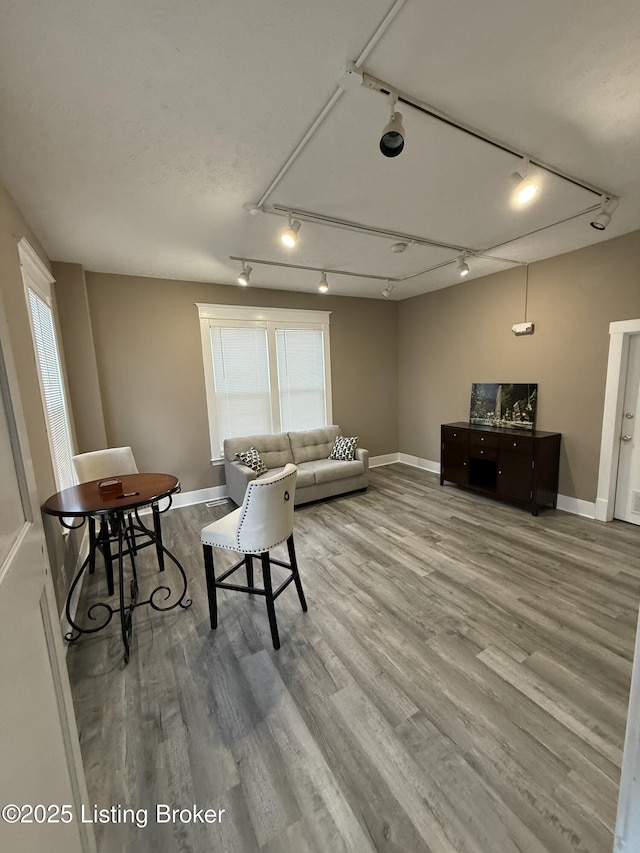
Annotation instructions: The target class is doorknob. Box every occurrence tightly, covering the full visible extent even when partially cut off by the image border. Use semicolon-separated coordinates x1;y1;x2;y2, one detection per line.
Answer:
621;434;633;442
625;412;634;419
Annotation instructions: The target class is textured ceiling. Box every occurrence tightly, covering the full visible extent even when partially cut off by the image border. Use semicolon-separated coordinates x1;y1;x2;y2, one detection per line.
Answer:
1;0;639;299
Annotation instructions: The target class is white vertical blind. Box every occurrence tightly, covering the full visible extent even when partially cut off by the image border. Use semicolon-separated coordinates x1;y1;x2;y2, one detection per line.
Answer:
198;305;332;459
276;328;326;431
210;325;273;449
27;288;76;491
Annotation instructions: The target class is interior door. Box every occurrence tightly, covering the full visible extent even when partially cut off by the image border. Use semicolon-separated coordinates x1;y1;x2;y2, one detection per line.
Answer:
614;333;640;524
0;301;95;851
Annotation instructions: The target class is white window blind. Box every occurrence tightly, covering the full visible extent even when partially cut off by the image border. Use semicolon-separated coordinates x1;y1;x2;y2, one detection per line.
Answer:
276;328;326;431
198;305;332;459
210;326;273;444
27;288;76;491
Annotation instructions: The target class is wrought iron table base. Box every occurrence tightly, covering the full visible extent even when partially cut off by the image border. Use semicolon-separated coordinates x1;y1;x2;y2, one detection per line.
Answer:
63;503;191;664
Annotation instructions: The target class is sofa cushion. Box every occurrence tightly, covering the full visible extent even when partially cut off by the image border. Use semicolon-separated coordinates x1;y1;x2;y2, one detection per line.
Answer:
329;435;358;461
258;465;316;489
288;425;340;463
224;432;293;470
235;447;267;475
300;458;365;485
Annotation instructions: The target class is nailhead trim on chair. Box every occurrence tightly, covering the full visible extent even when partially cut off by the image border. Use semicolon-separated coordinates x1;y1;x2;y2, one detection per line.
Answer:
235;467;297;552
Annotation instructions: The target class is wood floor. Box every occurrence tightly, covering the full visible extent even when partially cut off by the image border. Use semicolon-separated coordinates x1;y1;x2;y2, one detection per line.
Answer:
67;464;640;853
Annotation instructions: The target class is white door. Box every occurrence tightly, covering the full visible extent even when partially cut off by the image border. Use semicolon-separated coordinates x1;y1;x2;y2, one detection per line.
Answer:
614;333;640;524
0;302;95;851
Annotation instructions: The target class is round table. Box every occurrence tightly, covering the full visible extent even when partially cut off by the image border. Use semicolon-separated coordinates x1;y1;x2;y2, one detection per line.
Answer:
43;473;191;663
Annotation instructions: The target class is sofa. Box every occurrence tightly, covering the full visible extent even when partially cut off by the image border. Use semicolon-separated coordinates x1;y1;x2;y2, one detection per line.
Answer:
223;425;369;506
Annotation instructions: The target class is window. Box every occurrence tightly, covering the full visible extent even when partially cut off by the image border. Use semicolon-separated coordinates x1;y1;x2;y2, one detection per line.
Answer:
198;304;332;459
19;239;76;491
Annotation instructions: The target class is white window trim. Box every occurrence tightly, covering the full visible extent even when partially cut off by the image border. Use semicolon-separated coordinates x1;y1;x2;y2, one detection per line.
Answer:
18;237;76;490
196;304;332;461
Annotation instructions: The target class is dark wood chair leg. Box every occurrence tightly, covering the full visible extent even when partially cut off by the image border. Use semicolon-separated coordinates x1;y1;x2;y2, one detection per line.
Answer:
202;544;218;629
245;554;254;589
261;552;280;650
287;534;308;612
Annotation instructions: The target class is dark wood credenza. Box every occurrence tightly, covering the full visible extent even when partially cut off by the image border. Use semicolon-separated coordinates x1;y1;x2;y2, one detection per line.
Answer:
440;422;561;515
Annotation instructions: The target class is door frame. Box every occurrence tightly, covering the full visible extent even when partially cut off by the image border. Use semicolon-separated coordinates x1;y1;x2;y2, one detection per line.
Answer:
0;265;96;852
595;318;640;522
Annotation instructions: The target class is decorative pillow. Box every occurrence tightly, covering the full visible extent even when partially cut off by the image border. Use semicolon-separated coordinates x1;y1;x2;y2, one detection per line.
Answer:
329;436;358;462
236;447;268;475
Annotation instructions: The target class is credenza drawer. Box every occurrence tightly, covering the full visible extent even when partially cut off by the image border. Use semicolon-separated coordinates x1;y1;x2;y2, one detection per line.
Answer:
469;431;499;449
469;444;498;461
442;427;469;445
499;434;534;454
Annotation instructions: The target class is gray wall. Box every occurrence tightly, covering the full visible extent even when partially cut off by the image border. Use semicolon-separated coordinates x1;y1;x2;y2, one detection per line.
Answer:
80;271;399;493
398;231;640;502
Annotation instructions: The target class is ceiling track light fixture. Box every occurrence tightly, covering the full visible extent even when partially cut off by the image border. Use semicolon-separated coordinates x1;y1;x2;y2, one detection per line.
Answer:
456;254;470;277
513;157;538;205
237;262;252;286
381;280;395;298
318;272;329;294
280;213;301;248
229;254;399;286
590;195;619;231
379;92;405;158
270;204;463;253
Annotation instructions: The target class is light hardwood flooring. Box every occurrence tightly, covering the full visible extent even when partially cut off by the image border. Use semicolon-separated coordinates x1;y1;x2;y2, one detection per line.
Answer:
67;464;640;853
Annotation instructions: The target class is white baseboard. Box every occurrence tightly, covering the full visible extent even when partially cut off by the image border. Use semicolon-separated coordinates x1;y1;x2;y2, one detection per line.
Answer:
149;465;599;521
556;494;596;519
369;453;400;468
391;452;596;519
397;453;440;474
171;485;229;508
595;497;612;522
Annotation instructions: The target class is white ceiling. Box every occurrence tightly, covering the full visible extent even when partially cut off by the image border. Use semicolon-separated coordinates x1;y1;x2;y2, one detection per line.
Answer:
1;0;639;299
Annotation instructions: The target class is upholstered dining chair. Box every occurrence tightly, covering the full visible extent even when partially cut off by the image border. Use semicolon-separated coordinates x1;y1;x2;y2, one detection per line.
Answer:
72;446;139;594
201;463;307;649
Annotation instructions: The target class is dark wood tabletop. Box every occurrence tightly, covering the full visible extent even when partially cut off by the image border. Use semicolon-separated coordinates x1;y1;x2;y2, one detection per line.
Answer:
42;473;180;518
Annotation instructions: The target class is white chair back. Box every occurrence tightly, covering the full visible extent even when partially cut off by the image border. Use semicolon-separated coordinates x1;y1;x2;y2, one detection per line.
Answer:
235;464;297;553
72;446;138;483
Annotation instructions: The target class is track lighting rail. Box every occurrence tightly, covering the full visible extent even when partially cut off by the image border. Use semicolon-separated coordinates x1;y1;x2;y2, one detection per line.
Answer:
270;204;465;253
360;71;613;198
230;255;400;282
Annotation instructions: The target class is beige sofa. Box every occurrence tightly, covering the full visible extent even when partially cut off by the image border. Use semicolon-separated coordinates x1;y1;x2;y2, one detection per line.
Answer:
223;425;369;506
